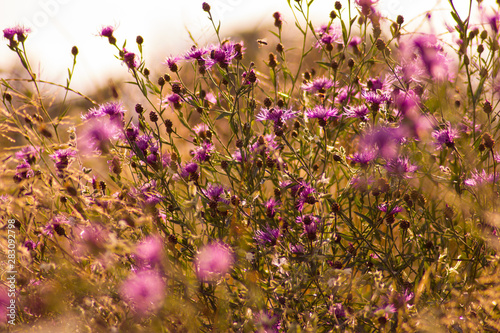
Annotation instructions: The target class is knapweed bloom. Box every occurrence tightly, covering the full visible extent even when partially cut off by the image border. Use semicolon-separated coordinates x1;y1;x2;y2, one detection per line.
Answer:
301;77;336;93
306;105;339;126
464;169;499;187
3;26;30;43
385;156;418;178
123;49;139;69
202;183;229;206
264;197;280;218
348;149;377;167
314;24;342;50
81;117;123;154
432;125;460;149
194;242;233;282
15;146;42;165
378;202;403;215
256;107;297;124
344;105;370;121
192;141;214;162
120;270;166;316
82;102;126;124
98;25;114;37
135;236;164;267
49;149;77;172
254;226;280;246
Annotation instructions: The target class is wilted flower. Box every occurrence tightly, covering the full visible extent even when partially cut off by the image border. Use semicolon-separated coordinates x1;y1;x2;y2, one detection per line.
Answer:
195;242;233;282
120;270;166;316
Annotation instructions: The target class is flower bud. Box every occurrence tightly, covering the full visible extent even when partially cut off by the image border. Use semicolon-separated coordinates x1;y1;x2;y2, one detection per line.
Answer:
397;15;404;25
202;2;211;12
71;46;78;56
335;1;342;10
136;35;143;45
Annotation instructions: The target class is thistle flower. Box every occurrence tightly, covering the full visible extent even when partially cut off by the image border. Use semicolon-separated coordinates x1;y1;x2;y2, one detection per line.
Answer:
49;149;77;172
3;26;30;42
378;202;403;215
254;226;280;246
194;242;233;282
301;77;336;93
361;90;390;105
123;50;139;69
192;141;214;162
14;162;34;181
306;105;339;125
135;236;164;267
193;123;210;138
344;105;370;121
464;169;499;187
385;156;418;178
120;270;165;316
164;93;182;109
81;117;123;154
256;107;297;124
98;25;114;37
202;183;229;205
184;46;208;61
163;55;181;72
82;102;126;124
296;214;320;225
265;197;280;218
432;125;460;149
348;149;377;167
16;146;42;165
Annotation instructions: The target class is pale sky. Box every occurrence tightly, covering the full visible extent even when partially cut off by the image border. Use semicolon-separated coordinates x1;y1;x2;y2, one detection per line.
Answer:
0;0;496;91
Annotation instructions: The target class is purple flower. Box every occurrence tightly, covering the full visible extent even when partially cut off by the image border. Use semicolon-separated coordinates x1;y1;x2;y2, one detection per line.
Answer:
202;183;228;205
14;162;34;182
177;162;198;179
378;202;403;215
164;93;182;109
195;242;233;282
123;50;139;69
265;198;280;218
242;68;258;85
256;107;297;123
43;215;69;237
16;146;42;165
3;26;30;42
49;149;76;172
432;125;460;149
98;25;114;37
385;156;418;178
78;225;106;254
120;270;166;316
330;303;346;319
362;90;390;105
464;170;499;187
348;149;377;167
304;221;318;240
314;24;342;49
306;106;339;124
184;46;208;61
361;126;404;159
135;236;164;267
81;117;122;154
254;226;280;246
301;77;336;93
296;214;319;225
24;240;37;251
83;102;126;124
344;105;370;121
163;55;181;71
193;123;209;137
192;141;214;162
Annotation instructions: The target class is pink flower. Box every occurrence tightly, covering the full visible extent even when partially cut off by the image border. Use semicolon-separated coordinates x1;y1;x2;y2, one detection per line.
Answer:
135;236;164;267
120;270;166;316
195;242;233;282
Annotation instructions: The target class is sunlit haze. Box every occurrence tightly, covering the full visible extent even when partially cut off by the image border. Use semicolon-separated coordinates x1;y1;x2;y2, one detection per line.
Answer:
0;0;496;91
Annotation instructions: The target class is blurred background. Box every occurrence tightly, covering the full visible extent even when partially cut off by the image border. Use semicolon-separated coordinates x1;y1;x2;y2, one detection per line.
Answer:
1;0;496;92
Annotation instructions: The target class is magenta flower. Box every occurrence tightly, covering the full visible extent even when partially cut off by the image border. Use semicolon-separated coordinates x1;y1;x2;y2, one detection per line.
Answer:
464;169;499;187
314;24;342;49
3;26;30;42
348;149;377;167
184;46;208;61
432;125;460;149
265;197;280;218
378;203;403;214
296;214;320;225
163;55;181;71
254;226;280;246
83;102;126;124
123;50;139;69
192;141;214;162
165;93;182;109
195;242;233;282
135;236;164;267
361;90;390;105
14;162;34;182
81;117;123;154
43;215;69;237
193;123;209;137
256;107;297;123
202;183;229;205
120;270;166;316
344;105;370;121
385;156;418;178
15;146;42;165
49;149;77;172
306;105;339;123
301;77;336;93
98;25;114;37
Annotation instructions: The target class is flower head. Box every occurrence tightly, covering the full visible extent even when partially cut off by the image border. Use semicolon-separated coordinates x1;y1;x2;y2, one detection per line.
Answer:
135;236;164;267
344;105;370;121
3;26;30;42
123;50;139;69
301;77;336;93
49;149;77;172
120;270;165;316
464;169;499;187
192;141;214;162
432;125;460;149
306;105;339;123
195;242;233;282
98;25;114;37
256;107;297;124
254;226;280;246
385;156;418;178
